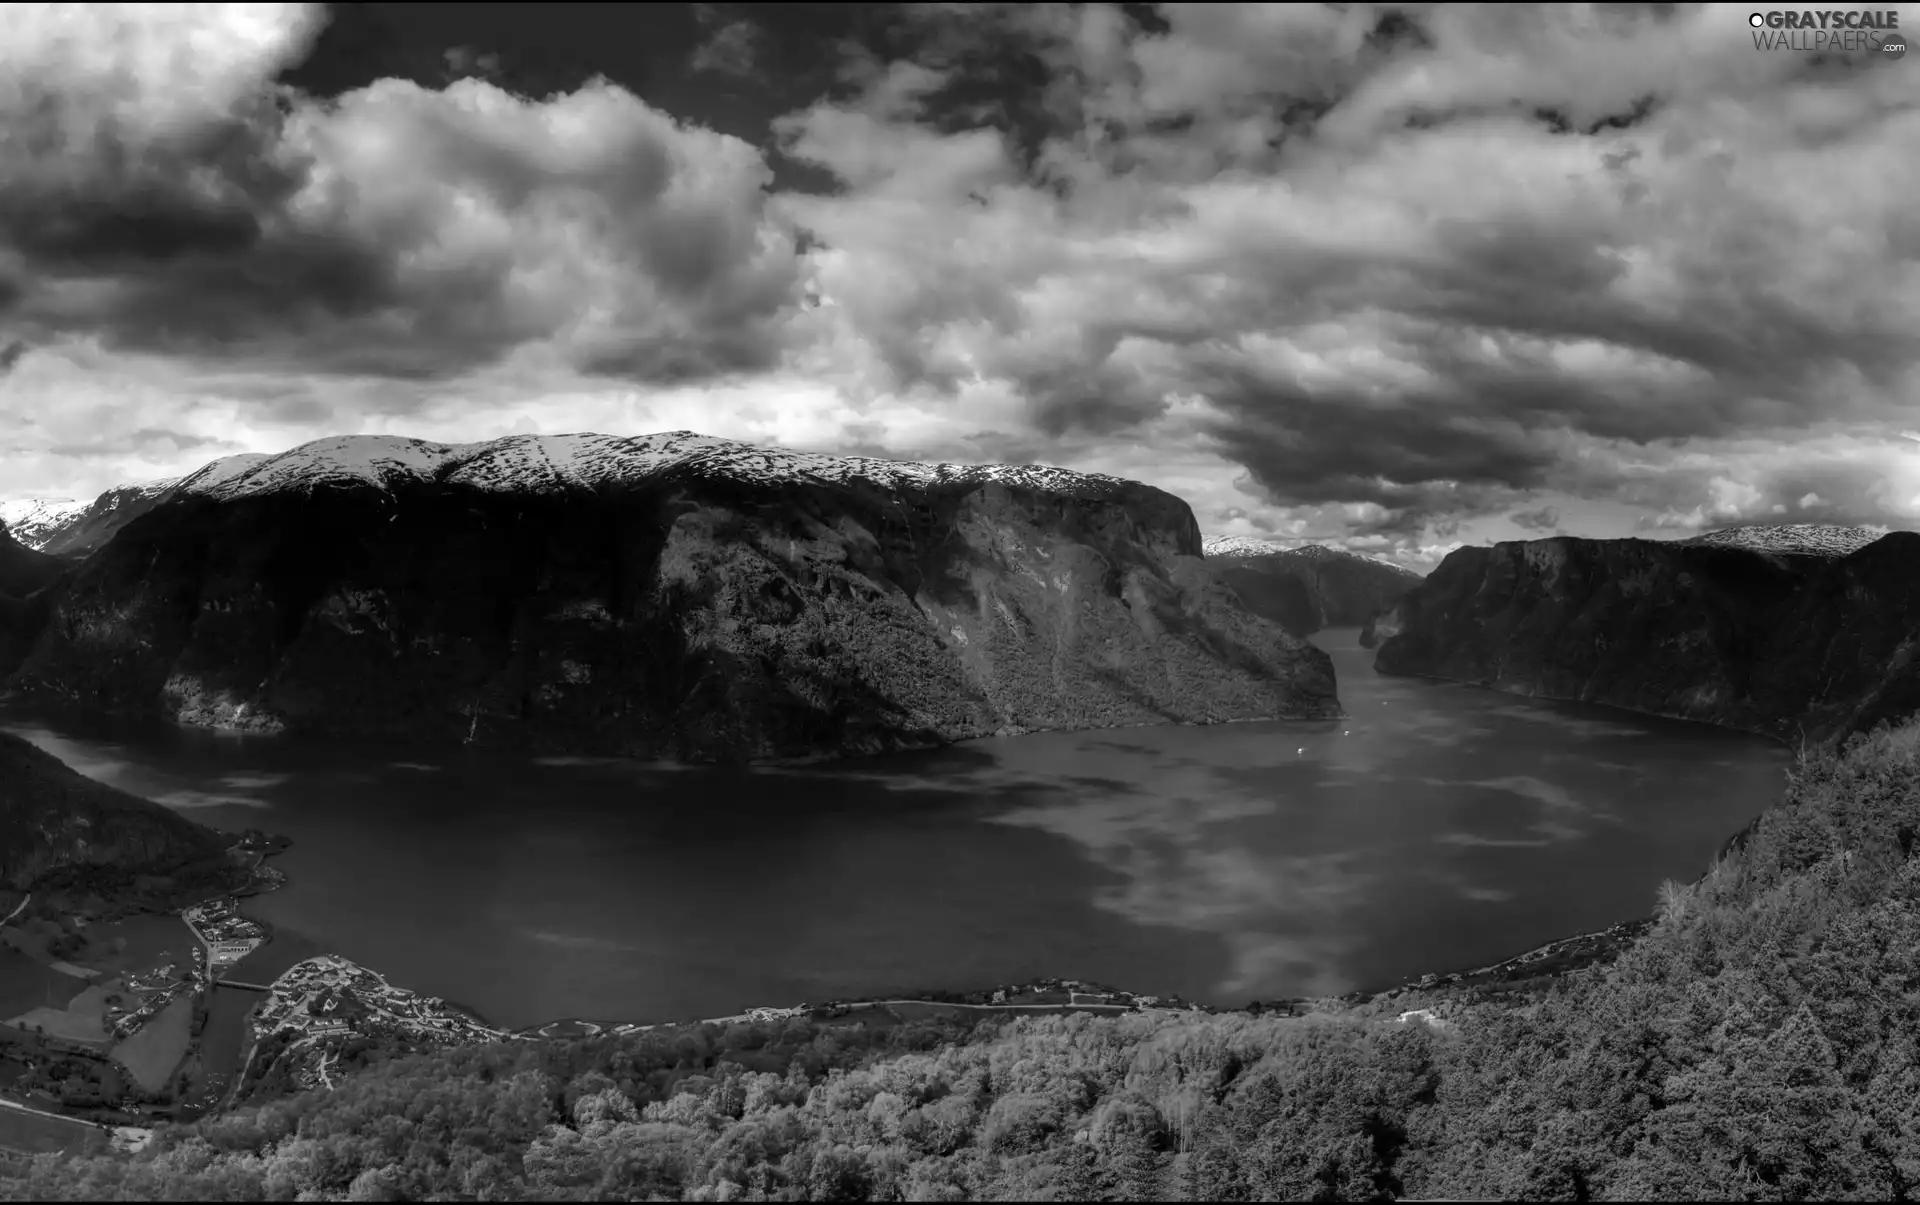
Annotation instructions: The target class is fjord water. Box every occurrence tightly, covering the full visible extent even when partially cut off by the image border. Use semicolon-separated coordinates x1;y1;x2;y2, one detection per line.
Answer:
2;629;1786;1030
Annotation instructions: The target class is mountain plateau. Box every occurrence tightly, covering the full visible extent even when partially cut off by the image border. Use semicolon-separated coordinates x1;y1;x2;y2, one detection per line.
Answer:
3;432;1342;762
1372;526;1920;745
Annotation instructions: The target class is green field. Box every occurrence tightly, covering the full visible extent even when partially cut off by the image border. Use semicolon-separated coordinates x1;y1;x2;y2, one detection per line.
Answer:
70;915;194;979
112;995;194;1094
8;983;116;1048
0;1104;107;1156
1;923;55;964
0;946;85;1019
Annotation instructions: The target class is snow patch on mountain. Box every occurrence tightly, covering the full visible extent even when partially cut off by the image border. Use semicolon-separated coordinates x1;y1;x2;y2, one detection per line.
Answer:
0;498;88;550
1675;524;1892;558
1203;536;1419;576
176;454;275;494
178;432;1140;502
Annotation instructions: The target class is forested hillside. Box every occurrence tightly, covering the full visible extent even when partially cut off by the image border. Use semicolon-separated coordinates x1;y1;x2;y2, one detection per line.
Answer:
5;718;1919;1200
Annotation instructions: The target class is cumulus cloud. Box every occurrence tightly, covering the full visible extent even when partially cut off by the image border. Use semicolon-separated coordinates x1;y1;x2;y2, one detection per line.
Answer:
0;2;802;385
441;45;503;83
690;4;763;78
770;2;1920;554
1510;506;1562;533
2;3;1916;567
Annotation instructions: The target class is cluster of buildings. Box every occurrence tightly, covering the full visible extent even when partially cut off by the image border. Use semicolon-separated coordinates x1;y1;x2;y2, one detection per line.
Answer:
251;955;505;1050
107;992;174;1041
104;960;195;1040
182;899;265;969
972;978;1206;1013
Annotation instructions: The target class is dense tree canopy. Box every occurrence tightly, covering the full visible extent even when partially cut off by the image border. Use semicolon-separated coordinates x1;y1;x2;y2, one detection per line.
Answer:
7;721;1920;1201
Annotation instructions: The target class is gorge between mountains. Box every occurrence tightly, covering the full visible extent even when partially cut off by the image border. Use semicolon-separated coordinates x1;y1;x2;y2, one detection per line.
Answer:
0;432;1910;1041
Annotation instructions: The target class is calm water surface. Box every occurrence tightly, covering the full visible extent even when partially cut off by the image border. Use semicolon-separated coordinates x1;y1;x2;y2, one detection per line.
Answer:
2;629;1787;1031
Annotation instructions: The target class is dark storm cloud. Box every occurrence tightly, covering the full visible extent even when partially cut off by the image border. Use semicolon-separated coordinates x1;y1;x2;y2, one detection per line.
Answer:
1197;372;1553;532
0;92;306;269
4;4;1917;553
0;341;25;375
775;1;1920;543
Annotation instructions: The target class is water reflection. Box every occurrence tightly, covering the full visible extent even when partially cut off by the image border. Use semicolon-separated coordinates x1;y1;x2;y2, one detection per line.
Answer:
0;629;1788;1025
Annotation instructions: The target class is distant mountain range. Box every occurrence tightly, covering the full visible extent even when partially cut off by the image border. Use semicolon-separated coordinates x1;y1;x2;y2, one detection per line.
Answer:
0;497;85;550
13;441;1917;761
1371;524;1920;745
1200;536;1425;636
0;432;1341;761
0;477;202;559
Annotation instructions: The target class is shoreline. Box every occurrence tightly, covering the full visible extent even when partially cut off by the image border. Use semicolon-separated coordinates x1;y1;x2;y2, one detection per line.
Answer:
206;804;1785;1056
3;685;1803;1128
1365;664;1802;753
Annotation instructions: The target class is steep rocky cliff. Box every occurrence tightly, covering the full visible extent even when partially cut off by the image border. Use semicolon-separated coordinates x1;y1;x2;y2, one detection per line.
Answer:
1372;529;1920;744
0;525;62;678
7;433;1341;762
0;523;62;596
1202;537;1424;636
0;730;233;895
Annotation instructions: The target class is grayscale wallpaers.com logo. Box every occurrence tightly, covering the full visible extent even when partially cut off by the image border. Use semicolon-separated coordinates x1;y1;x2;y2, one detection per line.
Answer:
1749;9;1906;57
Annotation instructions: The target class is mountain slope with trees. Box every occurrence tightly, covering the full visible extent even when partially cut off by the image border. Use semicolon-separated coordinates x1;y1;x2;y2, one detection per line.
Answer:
1201;538;1424;637
0;730;244;913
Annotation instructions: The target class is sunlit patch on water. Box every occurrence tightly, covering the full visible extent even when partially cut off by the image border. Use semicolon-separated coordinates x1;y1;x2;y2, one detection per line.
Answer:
1433;831;1552;849
518;929;642;954
151;789;273;810
218;773;288;790
0;629;1792;1022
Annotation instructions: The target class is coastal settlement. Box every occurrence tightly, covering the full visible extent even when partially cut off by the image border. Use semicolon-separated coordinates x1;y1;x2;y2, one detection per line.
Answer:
5;821;1646;1157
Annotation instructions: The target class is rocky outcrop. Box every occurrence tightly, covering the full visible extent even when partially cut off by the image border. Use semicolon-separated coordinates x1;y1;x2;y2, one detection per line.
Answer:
1373;531;1920;745
6;433;1342;762
1201;539;1423;637
0;730;232;894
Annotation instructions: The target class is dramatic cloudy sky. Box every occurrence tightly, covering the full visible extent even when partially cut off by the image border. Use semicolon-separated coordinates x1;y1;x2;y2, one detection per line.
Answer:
1;2;1916;566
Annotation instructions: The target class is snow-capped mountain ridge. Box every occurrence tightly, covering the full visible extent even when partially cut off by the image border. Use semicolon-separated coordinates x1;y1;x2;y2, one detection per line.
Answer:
1675;523;1892;558
2;468;264;555
1202;535;1417;575
177;432;1139;503
0;498;88;550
